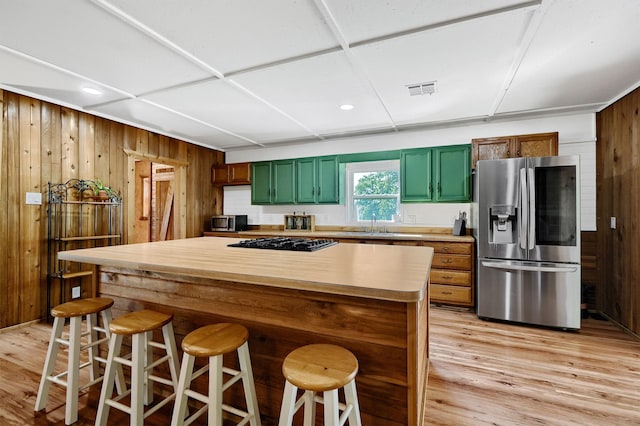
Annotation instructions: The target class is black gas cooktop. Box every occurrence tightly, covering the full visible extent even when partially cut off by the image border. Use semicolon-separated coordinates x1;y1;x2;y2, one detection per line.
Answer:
227;237;337;252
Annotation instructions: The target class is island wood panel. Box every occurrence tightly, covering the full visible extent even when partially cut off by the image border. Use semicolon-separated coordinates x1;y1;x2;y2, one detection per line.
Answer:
0;88;225;328
97;265;426;425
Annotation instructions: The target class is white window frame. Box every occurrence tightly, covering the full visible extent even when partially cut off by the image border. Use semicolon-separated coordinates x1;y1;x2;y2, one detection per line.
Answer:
346;160;400;224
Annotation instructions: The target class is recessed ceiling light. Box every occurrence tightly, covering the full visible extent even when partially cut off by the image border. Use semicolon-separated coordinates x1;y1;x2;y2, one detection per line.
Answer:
340;104;354;111
82;87;102;95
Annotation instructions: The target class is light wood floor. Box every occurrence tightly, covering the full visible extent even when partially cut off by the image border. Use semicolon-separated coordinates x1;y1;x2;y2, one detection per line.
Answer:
1;307;639;425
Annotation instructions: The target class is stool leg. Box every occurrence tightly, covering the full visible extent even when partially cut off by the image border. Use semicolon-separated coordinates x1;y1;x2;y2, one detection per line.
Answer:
278;381;299;426
170;353;195;426
64;315;82;425
323;389;340;426
100;308;125;395
87;312;99;382
344;380;362;426
96;333;123;426
161;321;180;391
302;390;316;426
209;354;223;425
35;316;65;412
131;332;146;426
237;341;261;426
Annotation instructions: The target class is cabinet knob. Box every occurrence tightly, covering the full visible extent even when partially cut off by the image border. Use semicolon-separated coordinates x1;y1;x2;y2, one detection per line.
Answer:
317;187;321;196
312;187;314;195
429;183;433;196
437;182;441;194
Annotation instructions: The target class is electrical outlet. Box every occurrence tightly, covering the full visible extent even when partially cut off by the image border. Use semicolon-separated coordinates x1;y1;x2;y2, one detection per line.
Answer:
72;286;81;299
610;217;616;229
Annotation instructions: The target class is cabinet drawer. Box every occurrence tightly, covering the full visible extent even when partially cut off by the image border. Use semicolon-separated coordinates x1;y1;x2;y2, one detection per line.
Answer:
432;253;471;270
427;242;471;255
431;284;472;304
430;269;471;286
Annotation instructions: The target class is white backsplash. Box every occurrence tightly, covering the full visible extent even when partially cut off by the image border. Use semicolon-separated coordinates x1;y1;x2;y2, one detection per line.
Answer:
223;186;470;228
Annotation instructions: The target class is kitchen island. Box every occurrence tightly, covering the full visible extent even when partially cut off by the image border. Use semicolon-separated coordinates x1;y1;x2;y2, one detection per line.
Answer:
59;237;433;425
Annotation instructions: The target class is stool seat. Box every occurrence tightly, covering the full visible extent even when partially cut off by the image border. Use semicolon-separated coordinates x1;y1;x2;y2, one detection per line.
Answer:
109;309;173;335
51;297;114;318
182;323;249;357
282;344;358;392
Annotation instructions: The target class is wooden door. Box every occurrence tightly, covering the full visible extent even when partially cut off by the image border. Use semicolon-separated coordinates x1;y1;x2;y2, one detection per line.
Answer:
151;164;175;241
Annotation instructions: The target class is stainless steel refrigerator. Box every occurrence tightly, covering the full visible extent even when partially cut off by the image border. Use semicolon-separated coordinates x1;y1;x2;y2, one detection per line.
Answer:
475;155;581;329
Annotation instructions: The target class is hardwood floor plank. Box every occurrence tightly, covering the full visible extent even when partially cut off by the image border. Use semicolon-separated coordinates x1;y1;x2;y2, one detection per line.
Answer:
1;307;639;425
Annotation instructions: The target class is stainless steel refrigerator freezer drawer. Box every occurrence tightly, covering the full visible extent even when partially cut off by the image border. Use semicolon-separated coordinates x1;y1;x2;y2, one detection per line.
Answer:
477;259;581;329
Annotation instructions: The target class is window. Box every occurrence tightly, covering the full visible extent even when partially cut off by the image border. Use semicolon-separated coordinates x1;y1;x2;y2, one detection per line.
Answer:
346;160;400;223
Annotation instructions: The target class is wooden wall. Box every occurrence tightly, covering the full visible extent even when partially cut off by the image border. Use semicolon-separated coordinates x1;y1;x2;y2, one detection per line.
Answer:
596;86;640;335
0;89;225;328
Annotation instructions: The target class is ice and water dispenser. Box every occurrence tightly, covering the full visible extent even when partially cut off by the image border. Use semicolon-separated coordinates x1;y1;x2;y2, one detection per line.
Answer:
489;205;517;244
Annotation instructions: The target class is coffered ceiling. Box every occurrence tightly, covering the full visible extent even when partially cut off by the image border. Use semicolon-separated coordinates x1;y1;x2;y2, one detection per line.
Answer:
1;0;639;151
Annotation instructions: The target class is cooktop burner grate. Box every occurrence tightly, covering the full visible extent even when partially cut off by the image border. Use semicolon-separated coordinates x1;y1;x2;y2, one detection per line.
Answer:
227;237;337;252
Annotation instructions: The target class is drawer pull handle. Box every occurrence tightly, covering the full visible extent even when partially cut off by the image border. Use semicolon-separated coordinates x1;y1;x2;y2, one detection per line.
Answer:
442;259;452;263
442;275;453;280
442;291;453;295
442;247;450;252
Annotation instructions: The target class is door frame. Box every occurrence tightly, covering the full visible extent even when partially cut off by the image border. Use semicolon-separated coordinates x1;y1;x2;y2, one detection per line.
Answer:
125;149;188;242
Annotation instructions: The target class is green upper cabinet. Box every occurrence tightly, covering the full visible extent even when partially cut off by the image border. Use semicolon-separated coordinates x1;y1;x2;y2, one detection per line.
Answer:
401;145;471;203
434;145;471;202
252;160;296;205
272;160;296;204
316;156;339;204
296;155;339;204
251;162;272;204
401;148;433;202
295;157;317;204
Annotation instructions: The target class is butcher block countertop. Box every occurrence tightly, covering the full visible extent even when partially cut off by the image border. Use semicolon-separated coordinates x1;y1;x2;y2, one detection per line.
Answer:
58;236;434;303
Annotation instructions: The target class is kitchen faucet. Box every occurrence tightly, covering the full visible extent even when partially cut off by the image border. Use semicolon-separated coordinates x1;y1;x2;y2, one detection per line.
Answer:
370;214;376;232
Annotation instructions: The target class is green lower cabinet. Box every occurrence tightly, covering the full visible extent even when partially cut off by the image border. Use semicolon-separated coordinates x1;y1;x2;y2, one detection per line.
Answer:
434;145;471;202
401;145;470;203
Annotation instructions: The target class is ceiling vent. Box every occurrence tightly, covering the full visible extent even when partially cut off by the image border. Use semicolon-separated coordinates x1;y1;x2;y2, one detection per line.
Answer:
407;81;436;96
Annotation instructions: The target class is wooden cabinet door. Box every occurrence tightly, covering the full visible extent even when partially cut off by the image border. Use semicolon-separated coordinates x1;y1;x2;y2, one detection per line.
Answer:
229;163;251;184
212;165;230;185
401;148;432;202
471;137;513;169
296;158;316;204
516;132;558;158
272;160;296;204
434;145;471;202
251;162;272;204
317;156;338;203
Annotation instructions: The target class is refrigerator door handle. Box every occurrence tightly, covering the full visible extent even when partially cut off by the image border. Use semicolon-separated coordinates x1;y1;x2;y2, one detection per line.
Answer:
528;167;536;250
519;168;528;250
482;261;578;273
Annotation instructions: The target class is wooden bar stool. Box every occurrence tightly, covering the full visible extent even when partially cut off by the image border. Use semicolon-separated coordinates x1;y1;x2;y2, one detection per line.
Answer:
278;344;361;426
171;323;261;426
96;309;180;426
35;297;120;425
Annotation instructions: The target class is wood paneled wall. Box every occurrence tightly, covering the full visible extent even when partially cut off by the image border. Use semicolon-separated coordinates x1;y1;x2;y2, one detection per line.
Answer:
0;89;224;328
596;86;640;335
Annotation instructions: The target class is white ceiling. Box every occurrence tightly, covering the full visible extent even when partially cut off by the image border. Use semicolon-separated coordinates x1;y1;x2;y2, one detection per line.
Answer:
1;0;639;152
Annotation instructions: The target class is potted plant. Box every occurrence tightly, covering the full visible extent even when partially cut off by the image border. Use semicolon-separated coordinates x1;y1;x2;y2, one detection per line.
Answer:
90;179;116;201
